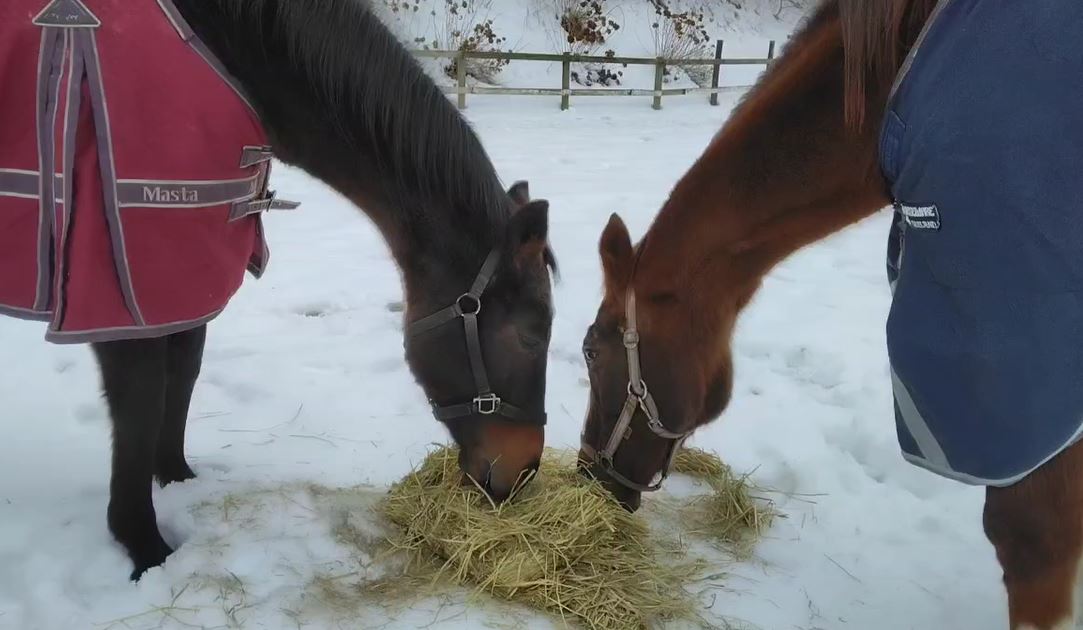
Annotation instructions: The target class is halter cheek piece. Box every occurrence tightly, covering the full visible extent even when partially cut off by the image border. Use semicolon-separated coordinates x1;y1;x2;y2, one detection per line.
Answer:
406;250;546;426
580;290;692;493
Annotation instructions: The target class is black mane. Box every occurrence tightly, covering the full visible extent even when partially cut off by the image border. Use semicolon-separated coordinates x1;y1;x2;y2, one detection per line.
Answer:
175;0;511;270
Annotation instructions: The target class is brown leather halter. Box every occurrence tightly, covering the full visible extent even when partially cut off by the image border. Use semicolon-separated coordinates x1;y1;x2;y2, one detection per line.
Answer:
580;290;691;492
407;250;545;426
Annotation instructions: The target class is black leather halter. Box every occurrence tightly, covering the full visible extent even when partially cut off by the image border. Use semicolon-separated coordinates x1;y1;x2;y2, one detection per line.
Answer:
407;250;545;426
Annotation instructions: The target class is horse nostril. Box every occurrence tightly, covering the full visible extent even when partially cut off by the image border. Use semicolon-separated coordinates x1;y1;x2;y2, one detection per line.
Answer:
486;480;512;504
481;463;507;503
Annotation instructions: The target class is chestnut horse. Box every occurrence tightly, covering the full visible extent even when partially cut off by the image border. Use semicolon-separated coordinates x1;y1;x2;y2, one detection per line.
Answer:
3;0;555;580
579;1;1083;627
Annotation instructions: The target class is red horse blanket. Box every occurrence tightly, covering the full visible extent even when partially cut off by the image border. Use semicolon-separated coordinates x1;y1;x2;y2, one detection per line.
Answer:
0;0;296;343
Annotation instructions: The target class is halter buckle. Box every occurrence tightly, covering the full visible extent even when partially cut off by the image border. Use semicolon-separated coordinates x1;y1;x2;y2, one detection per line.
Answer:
622;330;640;348
473;393;501;415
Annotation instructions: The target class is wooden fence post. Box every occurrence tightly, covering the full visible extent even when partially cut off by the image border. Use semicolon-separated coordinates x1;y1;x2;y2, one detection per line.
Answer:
709;39;724;106
767;40;776;66
456;50;467;109
561;52;571;111
652;59;665;110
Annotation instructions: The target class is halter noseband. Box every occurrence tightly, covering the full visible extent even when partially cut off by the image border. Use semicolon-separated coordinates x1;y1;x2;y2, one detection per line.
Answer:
580;290;691;493
407;250;545;426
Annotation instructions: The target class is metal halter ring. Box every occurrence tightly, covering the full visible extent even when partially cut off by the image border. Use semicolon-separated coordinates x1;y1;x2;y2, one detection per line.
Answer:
456;293;482;316
628;380;648;400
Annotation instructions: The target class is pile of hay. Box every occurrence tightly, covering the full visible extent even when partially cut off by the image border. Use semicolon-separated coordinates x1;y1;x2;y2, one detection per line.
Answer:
672;447;774;554
378;446;704;630
374;445;773;629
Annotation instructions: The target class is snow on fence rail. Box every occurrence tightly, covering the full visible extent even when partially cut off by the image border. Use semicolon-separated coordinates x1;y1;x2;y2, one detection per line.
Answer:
412;39;777;111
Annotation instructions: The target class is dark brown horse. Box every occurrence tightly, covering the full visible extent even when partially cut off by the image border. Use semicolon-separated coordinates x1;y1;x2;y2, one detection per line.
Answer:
579;1;1082;628
3;0;556;580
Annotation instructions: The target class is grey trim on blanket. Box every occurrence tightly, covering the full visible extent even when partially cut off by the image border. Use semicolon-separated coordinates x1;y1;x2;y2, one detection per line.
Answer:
155;0;258;114
116;176;261;208
890;368;950;468
0;169;53;198
1;171;264;210
49;30;81;332
901;425;1083;487
886;0;954;105
44;308;223;344
81;29;146;327
35;28;65;311
54;28;83;325
0;303;53;322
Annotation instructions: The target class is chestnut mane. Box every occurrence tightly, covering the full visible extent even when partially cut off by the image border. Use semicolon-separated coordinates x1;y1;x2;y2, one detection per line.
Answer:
836;0;940;127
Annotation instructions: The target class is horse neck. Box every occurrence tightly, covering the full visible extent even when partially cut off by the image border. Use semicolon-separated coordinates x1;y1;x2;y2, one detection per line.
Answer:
175;0;506;301
635;12;890;308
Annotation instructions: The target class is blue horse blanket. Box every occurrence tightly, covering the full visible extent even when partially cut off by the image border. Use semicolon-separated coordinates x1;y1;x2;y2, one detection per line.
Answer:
880;0;1083;486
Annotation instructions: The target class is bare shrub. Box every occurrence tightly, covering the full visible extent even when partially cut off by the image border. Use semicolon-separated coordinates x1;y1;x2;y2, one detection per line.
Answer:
648;0;713;86
535;0;625;86
380;0;510;83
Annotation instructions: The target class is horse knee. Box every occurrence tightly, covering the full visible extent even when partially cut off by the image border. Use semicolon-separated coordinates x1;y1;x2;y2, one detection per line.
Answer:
985;496;1077;579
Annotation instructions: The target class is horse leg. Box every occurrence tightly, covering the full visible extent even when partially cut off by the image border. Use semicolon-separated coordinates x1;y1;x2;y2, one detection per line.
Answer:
983;440;1083;629
92;336;172;580
155;325;207;486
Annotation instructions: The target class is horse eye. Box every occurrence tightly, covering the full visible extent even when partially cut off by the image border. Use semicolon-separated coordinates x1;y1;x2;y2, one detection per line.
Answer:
583;346;598;364
519;333;543;351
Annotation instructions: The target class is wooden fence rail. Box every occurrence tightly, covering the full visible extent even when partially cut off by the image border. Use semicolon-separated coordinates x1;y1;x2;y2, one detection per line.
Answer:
411;40;776;111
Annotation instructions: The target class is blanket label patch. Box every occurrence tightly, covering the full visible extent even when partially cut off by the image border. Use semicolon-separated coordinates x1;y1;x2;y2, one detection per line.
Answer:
895;201;941;231
32;0;100;28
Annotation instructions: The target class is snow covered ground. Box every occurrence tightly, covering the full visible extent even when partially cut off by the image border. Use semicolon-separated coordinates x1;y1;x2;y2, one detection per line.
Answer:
0;90;1010;629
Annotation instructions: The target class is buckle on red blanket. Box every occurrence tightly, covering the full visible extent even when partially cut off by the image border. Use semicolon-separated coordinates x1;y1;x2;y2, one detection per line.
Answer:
239;145;274;168
229;190;301;222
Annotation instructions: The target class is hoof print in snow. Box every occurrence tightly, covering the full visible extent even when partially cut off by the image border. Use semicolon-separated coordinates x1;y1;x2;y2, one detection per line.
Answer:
297;307;327;318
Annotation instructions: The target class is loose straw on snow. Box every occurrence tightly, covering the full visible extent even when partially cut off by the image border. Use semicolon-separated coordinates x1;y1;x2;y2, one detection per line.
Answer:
672;447;774;555
374;444;773;629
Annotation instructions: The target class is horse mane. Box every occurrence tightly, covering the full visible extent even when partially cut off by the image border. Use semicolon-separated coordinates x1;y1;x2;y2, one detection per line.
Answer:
177;0;518;267
836;0;940;128
639;0;944;296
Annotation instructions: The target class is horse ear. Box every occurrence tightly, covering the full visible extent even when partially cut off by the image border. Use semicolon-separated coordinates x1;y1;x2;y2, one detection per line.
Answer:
599;213;633;293
507;199;549;271
508;180;530;209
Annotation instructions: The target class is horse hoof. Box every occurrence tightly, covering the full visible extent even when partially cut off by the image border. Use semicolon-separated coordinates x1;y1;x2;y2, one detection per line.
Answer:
128;537;174;581
155;461;197;486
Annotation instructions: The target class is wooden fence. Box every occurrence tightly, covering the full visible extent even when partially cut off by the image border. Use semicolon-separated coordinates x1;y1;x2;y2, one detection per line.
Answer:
412;40;776;111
